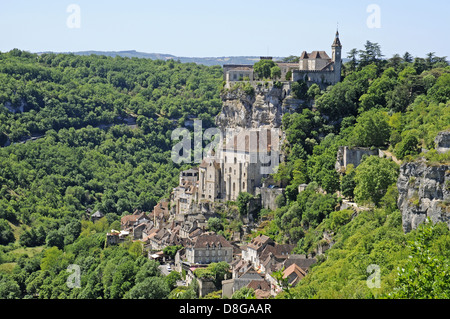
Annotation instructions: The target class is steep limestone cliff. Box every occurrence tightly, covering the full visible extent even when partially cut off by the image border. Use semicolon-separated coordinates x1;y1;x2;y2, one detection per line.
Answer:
397;160;450;233
216;83;301;131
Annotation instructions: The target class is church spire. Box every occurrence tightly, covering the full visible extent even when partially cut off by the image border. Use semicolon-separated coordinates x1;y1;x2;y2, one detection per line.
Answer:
332;29;342;48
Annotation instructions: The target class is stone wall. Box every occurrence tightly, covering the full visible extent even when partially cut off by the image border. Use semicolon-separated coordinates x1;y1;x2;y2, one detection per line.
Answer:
255;187;284;211
335;146;380;173
292;70;338;89
198;279;218;298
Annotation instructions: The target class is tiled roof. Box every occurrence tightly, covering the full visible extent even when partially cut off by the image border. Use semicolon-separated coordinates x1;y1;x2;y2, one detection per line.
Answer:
260;244;295;260
199;157;221;169
153;200;169;218
192;232;233;249
247;279;270;291
283;256;317;271
247;234;272;250
283;263;307;284
309;51;331;60
254;289;271;299
332;31;342;48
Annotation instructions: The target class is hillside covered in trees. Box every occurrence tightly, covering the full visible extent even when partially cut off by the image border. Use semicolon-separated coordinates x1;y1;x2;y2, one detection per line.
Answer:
0;43;449;299
258;42;450;298
0;50;223;299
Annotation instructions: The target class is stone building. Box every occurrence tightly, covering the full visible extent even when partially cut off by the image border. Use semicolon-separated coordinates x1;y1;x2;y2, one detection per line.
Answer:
172;168;199;214
242;234;274;265
185;232;233;264
223;65;254;82
121;210;151;232
335;146;380;173
198;157;222;202
292;31;342;87
196;128;281;203
223;30;342;88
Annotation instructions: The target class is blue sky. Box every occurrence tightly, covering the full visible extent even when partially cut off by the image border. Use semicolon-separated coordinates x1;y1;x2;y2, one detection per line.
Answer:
0;0;448;59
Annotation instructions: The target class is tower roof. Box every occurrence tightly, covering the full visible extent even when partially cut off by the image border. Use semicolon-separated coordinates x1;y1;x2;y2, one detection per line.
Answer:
332;30;342;48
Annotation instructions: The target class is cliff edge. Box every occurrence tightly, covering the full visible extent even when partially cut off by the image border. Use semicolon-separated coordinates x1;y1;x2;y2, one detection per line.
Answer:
397;160;450;233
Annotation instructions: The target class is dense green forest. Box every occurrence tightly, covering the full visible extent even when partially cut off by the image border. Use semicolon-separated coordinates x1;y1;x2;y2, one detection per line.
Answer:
0;43;449;299
0;49;222;144
0;50;222;299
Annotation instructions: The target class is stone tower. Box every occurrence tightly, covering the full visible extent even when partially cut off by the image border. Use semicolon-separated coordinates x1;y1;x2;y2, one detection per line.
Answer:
331;30;342;83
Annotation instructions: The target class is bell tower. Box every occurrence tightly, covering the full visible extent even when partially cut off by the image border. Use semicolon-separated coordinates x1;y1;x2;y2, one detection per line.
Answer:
332;30;342;83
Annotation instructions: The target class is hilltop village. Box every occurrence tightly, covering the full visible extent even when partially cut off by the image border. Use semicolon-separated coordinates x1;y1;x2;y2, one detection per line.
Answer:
101;31;345;298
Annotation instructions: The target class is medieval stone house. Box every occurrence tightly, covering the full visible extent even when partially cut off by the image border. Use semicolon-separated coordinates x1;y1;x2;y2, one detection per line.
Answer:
185;232;233;264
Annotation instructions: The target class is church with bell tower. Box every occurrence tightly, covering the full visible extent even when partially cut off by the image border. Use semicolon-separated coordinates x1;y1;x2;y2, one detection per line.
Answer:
292;30;343;87
223;30;343;89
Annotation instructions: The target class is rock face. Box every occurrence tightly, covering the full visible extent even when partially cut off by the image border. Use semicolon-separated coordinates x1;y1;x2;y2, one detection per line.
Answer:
216;84;299;131
435;130;450;154
397;160;450;233
4;100;26;114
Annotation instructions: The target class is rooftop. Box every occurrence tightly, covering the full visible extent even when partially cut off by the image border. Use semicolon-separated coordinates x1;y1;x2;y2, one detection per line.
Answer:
191;232;233;249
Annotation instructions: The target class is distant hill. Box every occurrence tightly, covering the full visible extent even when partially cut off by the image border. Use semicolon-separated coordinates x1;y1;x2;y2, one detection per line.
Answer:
38;49;351;67
37;50;283;66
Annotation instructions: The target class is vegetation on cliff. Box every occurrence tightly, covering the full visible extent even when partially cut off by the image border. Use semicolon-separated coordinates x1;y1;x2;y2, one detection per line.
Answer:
258;45;450;298
0;43;449;299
